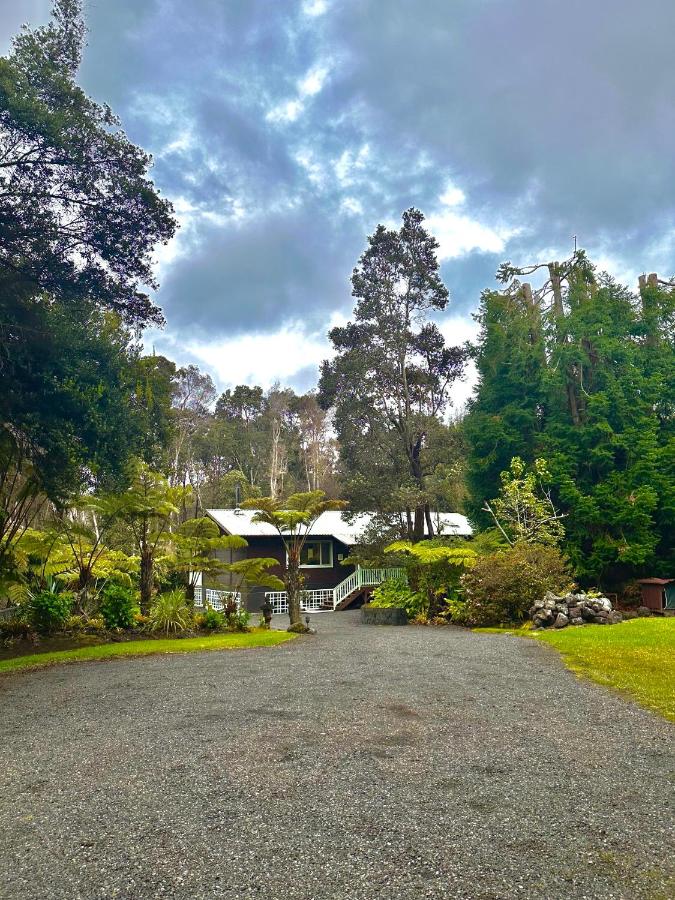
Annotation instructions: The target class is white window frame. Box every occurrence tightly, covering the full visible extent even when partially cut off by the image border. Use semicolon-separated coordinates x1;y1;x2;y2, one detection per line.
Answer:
298;539;334;569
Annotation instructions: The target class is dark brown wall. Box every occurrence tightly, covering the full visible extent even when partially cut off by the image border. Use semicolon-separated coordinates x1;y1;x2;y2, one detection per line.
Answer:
209;533;355;612
238;535;355;589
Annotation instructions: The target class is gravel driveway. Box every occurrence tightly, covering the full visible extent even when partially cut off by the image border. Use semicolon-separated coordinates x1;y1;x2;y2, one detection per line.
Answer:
1;612;673;900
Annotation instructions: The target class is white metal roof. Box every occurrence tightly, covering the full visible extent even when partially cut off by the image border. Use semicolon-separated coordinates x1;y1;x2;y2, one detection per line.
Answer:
206;508;472;544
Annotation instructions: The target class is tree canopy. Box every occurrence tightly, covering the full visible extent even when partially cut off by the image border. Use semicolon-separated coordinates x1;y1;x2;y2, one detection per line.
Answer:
465;254;675;585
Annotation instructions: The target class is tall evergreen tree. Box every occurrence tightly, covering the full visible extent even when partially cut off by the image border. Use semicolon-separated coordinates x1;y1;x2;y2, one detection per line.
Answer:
319;208;466;541
465;253;675;585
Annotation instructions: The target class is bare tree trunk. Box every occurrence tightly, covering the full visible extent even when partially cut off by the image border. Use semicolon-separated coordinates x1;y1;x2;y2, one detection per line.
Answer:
140;548;153;615
424;503;434;539
412;506;425;542
285;551;303;626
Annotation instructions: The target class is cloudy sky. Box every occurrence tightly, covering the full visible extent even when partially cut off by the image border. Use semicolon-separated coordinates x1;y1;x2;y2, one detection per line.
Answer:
3;0;675;404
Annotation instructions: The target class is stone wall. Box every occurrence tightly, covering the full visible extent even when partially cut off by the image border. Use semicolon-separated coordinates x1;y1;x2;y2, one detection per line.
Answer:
530;591;622;629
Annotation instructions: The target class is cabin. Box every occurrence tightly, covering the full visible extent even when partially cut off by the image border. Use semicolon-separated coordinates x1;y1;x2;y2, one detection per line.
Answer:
197;508;472;614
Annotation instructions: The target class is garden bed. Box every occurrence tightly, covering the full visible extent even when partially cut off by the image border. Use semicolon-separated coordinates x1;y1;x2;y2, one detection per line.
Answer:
0;629;296;675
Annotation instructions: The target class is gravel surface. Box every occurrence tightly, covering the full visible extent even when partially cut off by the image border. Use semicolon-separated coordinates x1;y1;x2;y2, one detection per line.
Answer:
0;612;673;900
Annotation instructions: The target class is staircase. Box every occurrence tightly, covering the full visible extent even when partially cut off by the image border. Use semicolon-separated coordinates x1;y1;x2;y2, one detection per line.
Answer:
265;566;405;615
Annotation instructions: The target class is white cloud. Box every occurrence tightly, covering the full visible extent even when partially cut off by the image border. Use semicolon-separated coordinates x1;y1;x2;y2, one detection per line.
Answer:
340;196;363;216
267;64;330;123
298;65;329;98
426;183;518;260
267;98;304;124
183;323;334;390
302;0;329;17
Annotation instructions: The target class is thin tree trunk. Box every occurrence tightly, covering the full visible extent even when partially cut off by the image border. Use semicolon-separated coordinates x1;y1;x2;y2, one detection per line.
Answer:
140;548;153;614
412;506;425;542
285;552;303;626
424;503;434;539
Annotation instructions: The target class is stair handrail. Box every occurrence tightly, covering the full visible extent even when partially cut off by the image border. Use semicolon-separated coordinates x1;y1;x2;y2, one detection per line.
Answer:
331;565;406;609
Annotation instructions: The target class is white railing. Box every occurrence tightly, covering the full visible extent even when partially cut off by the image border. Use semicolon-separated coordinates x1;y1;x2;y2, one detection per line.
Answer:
265;566;406;614
264;589;334;615
194;586;241;611
332;566;405;608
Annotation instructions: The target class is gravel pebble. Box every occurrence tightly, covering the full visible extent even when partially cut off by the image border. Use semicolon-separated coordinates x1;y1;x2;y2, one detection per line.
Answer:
0;612;673;899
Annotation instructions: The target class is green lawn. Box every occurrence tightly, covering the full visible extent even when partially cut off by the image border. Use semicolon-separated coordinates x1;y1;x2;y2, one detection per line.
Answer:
477;618;675;722
0;629;296;675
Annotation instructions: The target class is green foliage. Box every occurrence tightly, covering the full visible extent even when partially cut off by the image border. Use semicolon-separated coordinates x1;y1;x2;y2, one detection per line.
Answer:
166;517;247;595
64;614;86;633
383;539;477;618
28;585;74;633
465;258;675;585
243;491;345;625
149;589;193;635
370;577;425;617
200;605;226;631
225;606;251;632
119;462;188;612
0;1;175;561
99;583;138;630
485;457;565;547
0;0;175;324
460;543;573;626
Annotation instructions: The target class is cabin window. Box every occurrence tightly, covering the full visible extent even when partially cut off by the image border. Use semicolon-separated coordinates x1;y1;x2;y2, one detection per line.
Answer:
299;540;333;568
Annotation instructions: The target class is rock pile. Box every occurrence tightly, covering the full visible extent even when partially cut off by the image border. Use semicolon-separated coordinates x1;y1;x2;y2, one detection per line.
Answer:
530;591;622;629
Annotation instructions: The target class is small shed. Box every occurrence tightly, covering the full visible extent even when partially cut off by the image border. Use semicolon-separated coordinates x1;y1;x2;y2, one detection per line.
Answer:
637;578;675;612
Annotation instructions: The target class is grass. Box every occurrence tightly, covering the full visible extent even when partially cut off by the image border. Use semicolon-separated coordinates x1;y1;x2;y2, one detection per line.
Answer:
476;618;675;722
0;629;296;675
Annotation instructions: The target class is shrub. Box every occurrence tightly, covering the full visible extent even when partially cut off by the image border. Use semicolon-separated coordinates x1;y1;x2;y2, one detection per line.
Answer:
149;589;193;635
200;605;225;631
64;614;86;633
133;612;150;628
0;616;31;640
460;543;573;626
99;583;138;630
370;577;426;618
225;607;250;632
29;587;74;633
85;616;106;633
382;541;477;619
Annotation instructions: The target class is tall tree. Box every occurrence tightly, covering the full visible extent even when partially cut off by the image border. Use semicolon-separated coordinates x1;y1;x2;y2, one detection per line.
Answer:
0;0;175;326
319;208;466;540
119;464;187;613
465;253;675;585
0;1;176;572
463;283;547;525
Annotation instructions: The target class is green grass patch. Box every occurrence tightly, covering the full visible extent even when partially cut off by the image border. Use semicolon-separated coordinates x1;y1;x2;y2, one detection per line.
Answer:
477;618;675;722
0;629;296;675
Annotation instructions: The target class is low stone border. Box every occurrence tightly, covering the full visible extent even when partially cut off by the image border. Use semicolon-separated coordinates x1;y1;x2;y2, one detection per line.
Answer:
361;606;408;626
